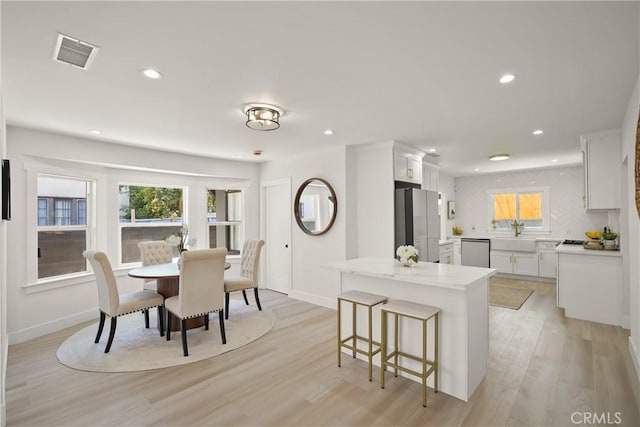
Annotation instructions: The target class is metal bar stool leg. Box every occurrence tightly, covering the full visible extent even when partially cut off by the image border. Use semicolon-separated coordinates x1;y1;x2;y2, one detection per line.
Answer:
337;298;342;368
381;308;387;389
434;312;439;393
394;313;399;378
423;318;427;407
368;305;373;381
351;302;357;358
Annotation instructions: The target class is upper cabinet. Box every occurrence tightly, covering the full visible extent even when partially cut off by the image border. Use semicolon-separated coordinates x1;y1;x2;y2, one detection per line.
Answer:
394;144;423;186
422;162;440;192
580;130;621;210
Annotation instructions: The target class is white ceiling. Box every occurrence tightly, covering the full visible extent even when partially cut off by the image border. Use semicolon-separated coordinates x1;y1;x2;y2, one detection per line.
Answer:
2;1;638;177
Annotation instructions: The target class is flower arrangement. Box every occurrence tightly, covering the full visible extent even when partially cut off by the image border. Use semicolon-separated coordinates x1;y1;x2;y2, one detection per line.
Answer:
396;245;419;267
165;223;195;254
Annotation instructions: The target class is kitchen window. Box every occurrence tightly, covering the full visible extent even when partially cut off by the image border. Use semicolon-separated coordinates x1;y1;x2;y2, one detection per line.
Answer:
488;187;550;232
119;185;184;264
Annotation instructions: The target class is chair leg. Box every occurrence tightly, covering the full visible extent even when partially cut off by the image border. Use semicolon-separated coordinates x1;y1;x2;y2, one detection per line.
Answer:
157;306;165;337
242;289;250;305
204;313;209;330
95;311;106;343
144;309;150;328
105;317;117;353
166;311;172;341
254;287;262;311
181;319;188;357
225;292;230;320
219;310;227;344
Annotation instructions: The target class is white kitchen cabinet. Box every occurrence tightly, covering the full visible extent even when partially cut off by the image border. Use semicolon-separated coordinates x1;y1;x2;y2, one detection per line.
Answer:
453;240;461;265
490;251;538;276
440;242;453;264
394;145;423;185
422;162;440;192
557;250;622;326
537;241;560;278
580;130;621;210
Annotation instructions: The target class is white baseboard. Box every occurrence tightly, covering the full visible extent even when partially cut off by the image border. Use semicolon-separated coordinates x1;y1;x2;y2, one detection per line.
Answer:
1;401;5;427
622;315;631;330
8;309;96;345
288;289;335;310
494;273;556;283
630;336;640;385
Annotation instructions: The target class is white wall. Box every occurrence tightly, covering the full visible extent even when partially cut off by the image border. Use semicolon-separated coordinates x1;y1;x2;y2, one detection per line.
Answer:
260;146;346;308
453;166;609;239
621;75;640;380
6;126;260;343
439;172;456;240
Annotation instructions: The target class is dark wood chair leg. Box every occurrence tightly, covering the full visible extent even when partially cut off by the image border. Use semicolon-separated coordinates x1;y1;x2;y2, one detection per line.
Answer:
166;311;172;341
219;310;227;344
181;319;188;357
204;313;209;330
158;306;165;337
144;309;150;328
105;317;117;353
254;287;262;311
242;290;250;305
225;292;230;320
95;311;106;343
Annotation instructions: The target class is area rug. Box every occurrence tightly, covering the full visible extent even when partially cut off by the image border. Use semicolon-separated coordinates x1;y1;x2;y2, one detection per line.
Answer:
489;283;533;310
57;300;275;373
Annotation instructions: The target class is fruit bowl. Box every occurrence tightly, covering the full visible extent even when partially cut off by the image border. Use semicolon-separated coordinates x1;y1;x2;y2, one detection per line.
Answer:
585;231;602;240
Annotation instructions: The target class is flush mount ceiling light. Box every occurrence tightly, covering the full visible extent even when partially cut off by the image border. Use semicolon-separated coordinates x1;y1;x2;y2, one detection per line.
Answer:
499;73;516;84
142;68;162;79
243;103;284;131
489;154;510;161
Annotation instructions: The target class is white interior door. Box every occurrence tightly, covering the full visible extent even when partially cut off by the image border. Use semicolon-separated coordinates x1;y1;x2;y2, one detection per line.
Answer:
262;179;291;294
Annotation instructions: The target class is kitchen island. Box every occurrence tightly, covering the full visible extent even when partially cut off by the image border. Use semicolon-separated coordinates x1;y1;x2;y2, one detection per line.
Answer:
324;257;496;402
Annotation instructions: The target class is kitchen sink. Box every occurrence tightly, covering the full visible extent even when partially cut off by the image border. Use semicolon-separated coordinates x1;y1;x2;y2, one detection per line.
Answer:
491;237;536;252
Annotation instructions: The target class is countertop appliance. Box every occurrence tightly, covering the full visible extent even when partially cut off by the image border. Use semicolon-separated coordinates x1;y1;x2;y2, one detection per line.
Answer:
562;239;586;245
461;238;491;268
394;188;440;262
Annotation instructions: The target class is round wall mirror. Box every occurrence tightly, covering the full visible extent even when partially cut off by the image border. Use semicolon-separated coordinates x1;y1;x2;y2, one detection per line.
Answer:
294;178;337;236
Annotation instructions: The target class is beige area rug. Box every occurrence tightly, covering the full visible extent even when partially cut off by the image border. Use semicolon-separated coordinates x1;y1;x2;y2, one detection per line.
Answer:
57;300;275;373
490;283;533;310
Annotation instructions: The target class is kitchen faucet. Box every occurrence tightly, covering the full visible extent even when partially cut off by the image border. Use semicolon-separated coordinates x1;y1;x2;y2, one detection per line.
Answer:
512;220;523;237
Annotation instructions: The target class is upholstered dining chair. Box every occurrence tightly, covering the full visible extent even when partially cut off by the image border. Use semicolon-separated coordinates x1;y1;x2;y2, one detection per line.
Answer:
224;240;265;320
138;240;174;290
83;250;165;353
165;248;228;357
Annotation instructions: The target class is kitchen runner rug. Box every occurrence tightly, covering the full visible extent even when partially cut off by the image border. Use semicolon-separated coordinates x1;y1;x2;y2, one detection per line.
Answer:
57;300;275;373
489;283;533;310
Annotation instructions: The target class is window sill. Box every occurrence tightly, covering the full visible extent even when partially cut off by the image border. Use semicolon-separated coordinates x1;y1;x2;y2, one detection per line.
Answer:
22;272;95;294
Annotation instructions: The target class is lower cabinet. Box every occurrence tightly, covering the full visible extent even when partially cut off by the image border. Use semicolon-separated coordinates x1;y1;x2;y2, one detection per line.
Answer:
440;243;453;264
453;240;461;265
490;251;538;276
538;250;558;278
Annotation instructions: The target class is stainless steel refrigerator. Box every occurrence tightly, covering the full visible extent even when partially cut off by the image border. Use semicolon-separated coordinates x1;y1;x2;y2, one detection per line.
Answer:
394;188;441;262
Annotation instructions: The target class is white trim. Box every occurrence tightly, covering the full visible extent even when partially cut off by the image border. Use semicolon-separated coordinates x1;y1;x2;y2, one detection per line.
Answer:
493;272;556;283
486;186;551;233
288;289;335;310
22;273;94;294
260;178;292;293
621;315;630;330
8;308;96;345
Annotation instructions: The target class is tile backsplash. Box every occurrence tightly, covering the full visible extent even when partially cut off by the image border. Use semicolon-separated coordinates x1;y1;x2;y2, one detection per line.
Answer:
453;166;611;239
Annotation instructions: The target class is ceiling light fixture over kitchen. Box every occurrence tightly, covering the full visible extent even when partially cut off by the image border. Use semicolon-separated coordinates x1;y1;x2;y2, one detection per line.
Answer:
533;129;544;135
142;68;162;79
499;73;516;84
489;154;510;161
324;129;334;136
244;103;284;131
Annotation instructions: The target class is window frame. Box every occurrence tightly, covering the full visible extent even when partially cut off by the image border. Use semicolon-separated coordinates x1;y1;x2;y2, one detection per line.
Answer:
26;170;97;288
487;186;550;234
117;182;187;267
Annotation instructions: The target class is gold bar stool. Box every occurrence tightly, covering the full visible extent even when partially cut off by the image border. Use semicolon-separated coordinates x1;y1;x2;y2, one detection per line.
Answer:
380;300;440;407
337;290;388;381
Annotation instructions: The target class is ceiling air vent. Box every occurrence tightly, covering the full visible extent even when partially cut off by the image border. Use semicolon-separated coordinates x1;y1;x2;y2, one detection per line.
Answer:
53;33;99;70
424;152;441;165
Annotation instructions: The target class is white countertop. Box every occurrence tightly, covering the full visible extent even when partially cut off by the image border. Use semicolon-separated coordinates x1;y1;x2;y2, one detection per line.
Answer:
323;257;496;290
555;244;622;257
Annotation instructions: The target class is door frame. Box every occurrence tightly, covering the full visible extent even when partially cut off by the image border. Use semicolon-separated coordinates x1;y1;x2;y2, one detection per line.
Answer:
260;177;292;294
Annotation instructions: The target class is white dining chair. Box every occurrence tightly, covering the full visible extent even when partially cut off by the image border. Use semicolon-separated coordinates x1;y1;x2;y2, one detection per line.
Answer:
138;240;174;290
165;248;228;356
224;240;264;319
83;250;165;353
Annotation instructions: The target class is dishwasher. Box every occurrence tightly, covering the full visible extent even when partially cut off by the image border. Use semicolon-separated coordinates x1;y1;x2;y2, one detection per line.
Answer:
461;238;491;268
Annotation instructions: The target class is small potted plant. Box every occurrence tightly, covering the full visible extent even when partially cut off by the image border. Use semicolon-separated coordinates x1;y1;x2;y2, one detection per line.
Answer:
602;231;618;249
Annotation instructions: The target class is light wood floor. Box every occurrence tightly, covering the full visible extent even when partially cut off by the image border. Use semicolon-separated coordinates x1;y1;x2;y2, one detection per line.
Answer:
6;279;640;426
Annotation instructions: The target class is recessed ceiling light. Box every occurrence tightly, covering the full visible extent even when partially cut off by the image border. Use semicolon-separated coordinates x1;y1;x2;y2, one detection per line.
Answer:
473;168;480;172
499;73;516;84
324;129;334;136
235;155;244;158
489;154;510;161
428;148;437;153
89;129;101;135
142;68;162;79
533;129;544;135
551;159;558;162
